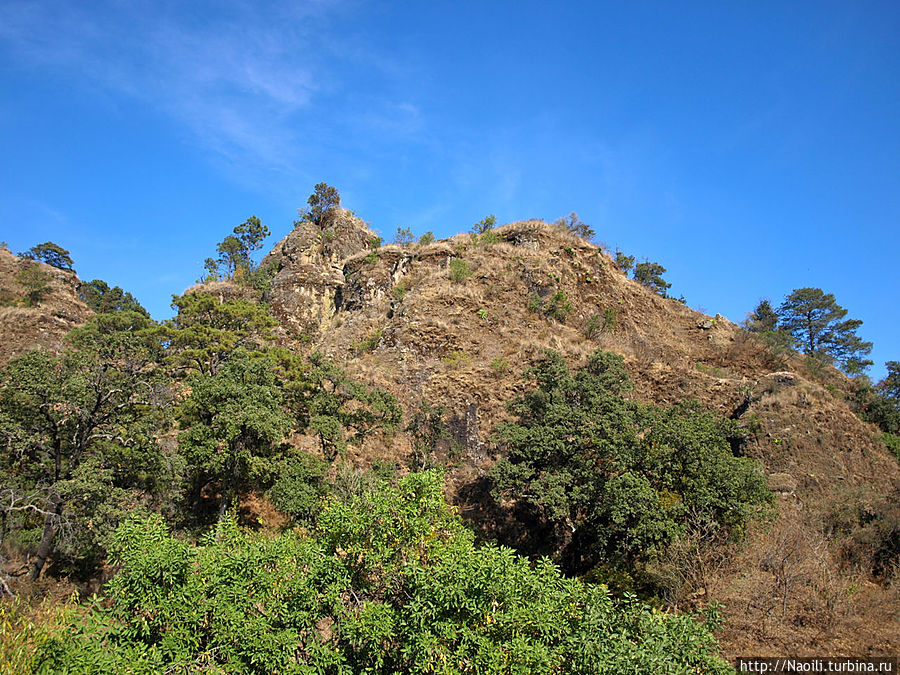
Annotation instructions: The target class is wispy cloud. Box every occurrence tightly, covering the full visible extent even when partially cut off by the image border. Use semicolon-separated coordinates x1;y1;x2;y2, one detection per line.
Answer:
0;0;376;181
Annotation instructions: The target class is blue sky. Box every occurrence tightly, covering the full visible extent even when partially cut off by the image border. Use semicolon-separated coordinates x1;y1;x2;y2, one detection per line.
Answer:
1;1;897;379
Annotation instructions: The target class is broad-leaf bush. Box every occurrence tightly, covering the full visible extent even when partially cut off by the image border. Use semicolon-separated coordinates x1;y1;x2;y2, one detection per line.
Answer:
36;472;732;674
491;350;774;578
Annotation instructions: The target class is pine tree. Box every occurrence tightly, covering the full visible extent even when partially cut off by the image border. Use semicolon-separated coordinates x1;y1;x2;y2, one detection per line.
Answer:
778;288;873;373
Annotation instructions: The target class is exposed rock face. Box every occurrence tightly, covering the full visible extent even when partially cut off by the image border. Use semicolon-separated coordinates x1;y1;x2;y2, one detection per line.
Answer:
0;248;92;364
261;210;376;335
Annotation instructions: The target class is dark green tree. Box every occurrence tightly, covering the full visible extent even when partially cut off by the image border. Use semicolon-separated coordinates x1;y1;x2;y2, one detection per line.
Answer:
19;242;74;271
778;288;873;373
745;299;779;333
78;279;149;316
614;250;635;274
298;182;341;227
0;314;167;579
205;216;270;281
633;261;671;297
491;349;772;576
165;293;278;376
178;351;291;521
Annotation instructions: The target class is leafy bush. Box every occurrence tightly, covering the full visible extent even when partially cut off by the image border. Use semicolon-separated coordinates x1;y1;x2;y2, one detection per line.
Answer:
491;350;774;577
471;214;497;234
418;231;435;246
297;182;340;226
545;289;572;323
448;258;471;283
14;264;50;307
35;472;733;673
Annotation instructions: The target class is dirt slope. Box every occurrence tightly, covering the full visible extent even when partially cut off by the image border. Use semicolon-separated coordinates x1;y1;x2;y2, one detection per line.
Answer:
264;216;899;657
0;248;91;364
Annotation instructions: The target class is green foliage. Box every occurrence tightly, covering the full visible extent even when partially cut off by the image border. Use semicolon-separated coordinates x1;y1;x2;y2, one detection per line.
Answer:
276;351;402;461
354;328;382;354
0;327;168;578
471;214;497;234
393;226;415;247
265;451;330;522
165;293;278;375
857;361;900;436
745;299;779;333
418;231;435;246
18;242;74;271
367;235;383;249
476;308;488;320
527;292;543;314
441;350;470;368
298;182;341;226
178;351;292;521
586;308;618;339
448;258;472;283
778;287;873;374
545;289;572;323
478;230;501;246
555;211;595;240
204;216;271;281
633;261;671;297
14;264;50;307
491;349;774;576
36;472;733;673
490;357;510;375
406;400;449;470
614;250;635;274
78;279;149;316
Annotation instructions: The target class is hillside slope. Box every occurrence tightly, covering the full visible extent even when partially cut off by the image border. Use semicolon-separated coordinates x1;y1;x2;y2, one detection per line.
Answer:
261;215;899;657
0;248;91;364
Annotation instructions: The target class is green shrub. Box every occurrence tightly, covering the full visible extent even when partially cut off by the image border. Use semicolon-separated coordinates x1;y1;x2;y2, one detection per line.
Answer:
441;350;469;368
418;231;435;246
490;357;510;375
615;250;635;274
545;290;572;323
14;264;50;307
491;349;774;576
35;472;733;673
471;214;497;234
527;292;543;314
448;258;471;283
355;329;382;354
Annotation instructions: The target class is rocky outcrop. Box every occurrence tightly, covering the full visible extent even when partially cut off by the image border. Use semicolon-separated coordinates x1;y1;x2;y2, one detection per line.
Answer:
261;210;376;335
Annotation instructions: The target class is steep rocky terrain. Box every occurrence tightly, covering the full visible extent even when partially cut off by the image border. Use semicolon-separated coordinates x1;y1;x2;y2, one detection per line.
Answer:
2;215;897;658
261;213;900;657
0;248;91;364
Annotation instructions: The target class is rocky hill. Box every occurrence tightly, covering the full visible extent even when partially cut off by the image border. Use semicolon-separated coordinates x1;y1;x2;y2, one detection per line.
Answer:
258;213;899;657
0;247;91;364
2;215;897;658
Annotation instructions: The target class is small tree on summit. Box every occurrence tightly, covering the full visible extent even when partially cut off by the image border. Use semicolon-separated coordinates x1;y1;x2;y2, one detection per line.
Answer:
298;183;341;227
204;216;270;281
778;287;873;373
19;242;74;271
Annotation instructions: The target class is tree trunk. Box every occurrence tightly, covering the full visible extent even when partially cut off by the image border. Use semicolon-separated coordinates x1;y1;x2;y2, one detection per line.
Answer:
29;495;62;581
